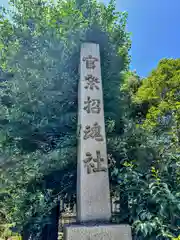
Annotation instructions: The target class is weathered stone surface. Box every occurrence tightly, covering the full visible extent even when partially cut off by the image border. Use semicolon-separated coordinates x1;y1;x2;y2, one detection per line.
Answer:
77;43;111;222
64;224;132;240
63;42;132;240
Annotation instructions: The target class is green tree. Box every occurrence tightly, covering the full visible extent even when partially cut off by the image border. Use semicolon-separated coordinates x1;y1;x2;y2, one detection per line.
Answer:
0;0;131;238
134;58;180;133
112;60;180;239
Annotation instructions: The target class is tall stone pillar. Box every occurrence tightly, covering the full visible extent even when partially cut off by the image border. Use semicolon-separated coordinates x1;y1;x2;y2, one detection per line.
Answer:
64;43;132;240
77;42;111;222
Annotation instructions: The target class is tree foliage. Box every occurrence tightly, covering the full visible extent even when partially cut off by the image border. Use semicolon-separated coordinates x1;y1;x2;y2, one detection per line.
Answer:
0;0;131;238
113;60;180;239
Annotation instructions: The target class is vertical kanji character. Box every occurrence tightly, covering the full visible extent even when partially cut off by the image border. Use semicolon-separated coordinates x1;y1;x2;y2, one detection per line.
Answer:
82;55;98;69
83;151;107;174
84;96;101;114
84;74;100;90
83;122;103;141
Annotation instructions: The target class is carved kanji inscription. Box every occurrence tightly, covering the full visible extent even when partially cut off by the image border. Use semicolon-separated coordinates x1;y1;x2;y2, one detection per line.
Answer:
83;151;107;174
84;74;100;90
82;55;98;69
83;122;103;141
87;232;111;240
84;96;101;114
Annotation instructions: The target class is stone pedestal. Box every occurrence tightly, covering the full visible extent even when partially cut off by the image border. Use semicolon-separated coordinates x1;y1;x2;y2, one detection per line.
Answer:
64;224;132;240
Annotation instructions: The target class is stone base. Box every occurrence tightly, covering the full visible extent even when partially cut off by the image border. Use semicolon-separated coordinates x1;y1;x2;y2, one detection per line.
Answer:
64;224;132;240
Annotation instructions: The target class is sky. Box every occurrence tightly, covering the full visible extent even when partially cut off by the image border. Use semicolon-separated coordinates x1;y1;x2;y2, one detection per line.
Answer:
1;0;180;77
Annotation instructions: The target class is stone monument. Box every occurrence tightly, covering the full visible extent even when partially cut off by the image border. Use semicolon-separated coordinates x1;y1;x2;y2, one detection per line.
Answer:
64;43;132;240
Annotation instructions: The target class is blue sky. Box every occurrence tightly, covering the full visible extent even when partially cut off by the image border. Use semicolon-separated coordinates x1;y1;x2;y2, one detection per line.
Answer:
104;0;180;77
1;0;180;77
